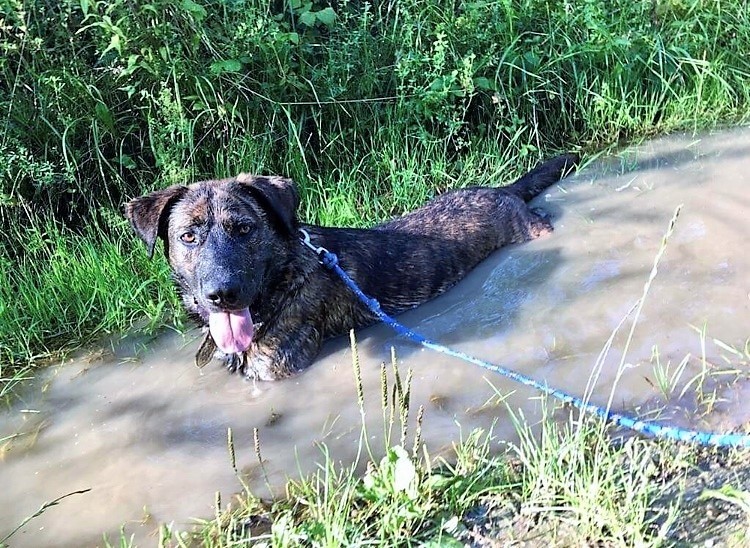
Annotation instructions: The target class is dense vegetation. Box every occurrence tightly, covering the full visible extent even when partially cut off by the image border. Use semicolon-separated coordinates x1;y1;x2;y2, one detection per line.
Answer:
2;0;750;388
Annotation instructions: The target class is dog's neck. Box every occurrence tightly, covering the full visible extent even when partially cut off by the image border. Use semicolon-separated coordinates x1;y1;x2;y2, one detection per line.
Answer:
250;232;321;324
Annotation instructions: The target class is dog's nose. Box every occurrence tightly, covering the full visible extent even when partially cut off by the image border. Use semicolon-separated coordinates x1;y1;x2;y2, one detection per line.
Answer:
204;284;242;309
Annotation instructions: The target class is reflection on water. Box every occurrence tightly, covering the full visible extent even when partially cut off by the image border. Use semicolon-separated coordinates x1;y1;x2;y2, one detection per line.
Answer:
2;128;750;546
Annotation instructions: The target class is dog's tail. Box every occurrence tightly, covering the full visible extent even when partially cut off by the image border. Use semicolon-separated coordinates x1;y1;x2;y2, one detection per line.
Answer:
506;153;579;202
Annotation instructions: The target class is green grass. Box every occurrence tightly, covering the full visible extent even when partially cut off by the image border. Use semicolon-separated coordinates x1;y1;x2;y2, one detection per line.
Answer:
4;0;750;208
0;210;181;399
2;0;750;382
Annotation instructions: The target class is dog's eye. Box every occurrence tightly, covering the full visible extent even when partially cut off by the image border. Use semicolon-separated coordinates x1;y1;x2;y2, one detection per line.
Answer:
237;224;253;236
180;232;197;244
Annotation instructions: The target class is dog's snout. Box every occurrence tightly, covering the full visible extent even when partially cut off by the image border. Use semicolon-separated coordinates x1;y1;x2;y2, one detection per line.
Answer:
204;283;242;309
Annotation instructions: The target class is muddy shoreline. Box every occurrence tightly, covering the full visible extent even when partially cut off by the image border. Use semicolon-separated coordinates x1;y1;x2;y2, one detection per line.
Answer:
458;444;750;546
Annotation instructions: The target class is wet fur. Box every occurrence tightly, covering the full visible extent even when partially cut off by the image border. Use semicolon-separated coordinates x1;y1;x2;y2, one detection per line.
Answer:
125;154;578;380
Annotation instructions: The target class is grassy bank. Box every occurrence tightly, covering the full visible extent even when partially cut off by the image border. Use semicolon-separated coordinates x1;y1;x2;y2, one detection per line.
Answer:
0;210;180;398
2;0;750;390
172;418;743;546
4;0;750;218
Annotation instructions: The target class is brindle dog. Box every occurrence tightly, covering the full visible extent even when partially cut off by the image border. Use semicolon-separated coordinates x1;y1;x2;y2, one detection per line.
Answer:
125;154;577;380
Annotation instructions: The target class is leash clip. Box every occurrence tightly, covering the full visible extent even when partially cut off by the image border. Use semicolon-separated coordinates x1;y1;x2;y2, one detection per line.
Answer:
299;228;331;262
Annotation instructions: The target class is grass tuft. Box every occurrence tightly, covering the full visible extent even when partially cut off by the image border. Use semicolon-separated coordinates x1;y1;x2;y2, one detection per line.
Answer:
0;212;181;398
168;341;705;546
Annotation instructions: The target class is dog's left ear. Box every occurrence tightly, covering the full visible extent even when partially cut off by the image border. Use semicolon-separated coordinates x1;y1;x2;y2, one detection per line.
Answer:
237;175;300;235
124;185;188;258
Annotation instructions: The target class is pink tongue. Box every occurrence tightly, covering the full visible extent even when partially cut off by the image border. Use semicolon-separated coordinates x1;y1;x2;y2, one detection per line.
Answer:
208;309;254;354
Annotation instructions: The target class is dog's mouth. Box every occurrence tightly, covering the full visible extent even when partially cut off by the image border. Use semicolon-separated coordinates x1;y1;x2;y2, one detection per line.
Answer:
208;308;254;354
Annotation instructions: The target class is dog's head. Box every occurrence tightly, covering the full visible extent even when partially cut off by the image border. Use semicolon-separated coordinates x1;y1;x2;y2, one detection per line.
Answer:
124;175;299;354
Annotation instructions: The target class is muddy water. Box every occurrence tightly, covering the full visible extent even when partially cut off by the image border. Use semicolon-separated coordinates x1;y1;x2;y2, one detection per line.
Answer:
2;128;750;546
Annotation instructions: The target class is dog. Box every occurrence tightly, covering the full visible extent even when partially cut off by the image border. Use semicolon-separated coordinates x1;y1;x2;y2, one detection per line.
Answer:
124;154;577;380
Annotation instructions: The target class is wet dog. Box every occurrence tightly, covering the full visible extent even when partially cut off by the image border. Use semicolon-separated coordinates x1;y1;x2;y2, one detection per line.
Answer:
125;154;577;380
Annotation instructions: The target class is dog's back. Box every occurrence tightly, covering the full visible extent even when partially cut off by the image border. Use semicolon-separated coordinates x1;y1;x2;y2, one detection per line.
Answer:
319;153;579;320
377;153;578;242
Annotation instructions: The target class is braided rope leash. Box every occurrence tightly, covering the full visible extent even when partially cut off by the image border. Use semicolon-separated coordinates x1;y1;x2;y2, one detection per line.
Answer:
299;228;750;448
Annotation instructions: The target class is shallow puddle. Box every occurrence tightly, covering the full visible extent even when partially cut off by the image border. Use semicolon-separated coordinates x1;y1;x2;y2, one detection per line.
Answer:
2;128;750;546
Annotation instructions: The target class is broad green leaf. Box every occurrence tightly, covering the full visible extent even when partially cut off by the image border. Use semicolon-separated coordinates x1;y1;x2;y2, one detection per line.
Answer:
182;0;207;19
316;7;337;26
210;59;243;74
299;11;316;26
95;101;115;133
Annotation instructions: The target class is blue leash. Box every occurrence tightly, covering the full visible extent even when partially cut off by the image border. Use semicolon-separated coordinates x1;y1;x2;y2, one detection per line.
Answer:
299;229;750;448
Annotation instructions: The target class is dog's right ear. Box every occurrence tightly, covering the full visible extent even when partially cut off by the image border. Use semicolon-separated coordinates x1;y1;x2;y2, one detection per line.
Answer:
124;185;187;258
236;175;300;236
